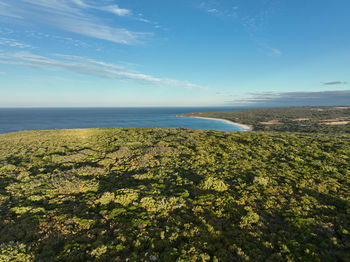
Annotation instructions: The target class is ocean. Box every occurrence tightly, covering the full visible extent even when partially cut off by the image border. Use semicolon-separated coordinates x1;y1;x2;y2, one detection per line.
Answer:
0;107;249;134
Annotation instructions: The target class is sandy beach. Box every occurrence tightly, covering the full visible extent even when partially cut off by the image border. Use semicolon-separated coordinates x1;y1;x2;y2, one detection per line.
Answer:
177;115;253;131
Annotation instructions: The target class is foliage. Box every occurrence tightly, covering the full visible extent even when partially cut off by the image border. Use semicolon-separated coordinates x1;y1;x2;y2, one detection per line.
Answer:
200;176;229;192
0;242;33;262
0;127;349;261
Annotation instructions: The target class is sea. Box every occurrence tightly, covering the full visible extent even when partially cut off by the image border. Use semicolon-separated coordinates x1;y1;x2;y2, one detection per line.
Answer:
0;107;250;134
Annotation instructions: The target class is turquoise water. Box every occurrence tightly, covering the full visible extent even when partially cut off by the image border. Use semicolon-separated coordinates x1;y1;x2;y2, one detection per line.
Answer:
0;107;249;134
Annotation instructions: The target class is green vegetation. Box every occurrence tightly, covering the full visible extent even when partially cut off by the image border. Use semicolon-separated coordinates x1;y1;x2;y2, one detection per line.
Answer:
1;127;349;261
180;106;350;134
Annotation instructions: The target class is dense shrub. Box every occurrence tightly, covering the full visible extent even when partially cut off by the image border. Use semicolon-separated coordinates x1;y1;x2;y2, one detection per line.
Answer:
0;128;349;261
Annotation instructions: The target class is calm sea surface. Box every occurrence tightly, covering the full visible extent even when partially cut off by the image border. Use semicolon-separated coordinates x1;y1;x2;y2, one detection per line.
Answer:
0;107;250;134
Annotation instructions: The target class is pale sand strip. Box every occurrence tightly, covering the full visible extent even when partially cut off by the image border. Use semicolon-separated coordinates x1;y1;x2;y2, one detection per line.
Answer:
177;115;253;131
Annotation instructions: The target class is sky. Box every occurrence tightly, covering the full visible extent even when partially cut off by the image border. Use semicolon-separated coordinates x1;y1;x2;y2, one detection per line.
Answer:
0;0;349;107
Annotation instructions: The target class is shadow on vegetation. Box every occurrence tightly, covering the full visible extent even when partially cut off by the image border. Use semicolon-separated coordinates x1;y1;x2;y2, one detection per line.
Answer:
0;128;349;261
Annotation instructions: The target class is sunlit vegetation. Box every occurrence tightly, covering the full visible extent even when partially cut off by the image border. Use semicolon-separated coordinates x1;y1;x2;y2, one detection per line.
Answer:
0;127;349;261
180;106;350;134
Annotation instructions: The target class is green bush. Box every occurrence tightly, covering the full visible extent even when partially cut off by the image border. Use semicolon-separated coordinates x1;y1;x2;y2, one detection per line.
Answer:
0;127;349;261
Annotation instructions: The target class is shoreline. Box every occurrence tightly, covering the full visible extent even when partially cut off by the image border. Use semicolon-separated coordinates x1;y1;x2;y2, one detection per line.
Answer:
177;115;253;132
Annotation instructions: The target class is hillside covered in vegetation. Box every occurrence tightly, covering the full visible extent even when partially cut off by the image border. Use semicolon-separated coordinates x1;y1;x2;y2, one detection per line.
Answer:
0;128;349;261
179;106;350;134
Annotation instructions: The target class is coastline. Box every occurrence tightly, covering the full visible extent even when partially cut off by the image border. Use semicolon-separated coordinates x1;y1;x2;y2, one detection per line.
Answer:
177;115;253;132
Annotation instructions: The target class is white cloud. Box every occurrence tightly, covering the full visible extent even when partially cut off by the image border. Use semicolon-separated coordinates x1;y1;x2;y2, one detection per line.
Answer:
97;5;131;17
207;9;219;14
70;0;88;8
0;1;23;18
138;17;151;23
53;15;152;44
259;42;282;56
0;37;33;49
270;48;282;56
0;51;206;89
22;0;77;13
0;0;152;45
69;0;132;17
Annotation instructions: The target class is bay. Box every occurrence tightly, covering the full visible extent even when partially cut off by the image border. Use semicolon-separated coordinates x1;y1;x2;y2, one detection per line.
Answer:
0;107;250;134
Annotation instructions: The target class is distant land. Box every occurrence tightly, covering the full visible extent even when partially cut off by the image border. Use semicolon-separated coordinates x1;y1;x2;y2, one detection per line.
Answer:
178;106;350;135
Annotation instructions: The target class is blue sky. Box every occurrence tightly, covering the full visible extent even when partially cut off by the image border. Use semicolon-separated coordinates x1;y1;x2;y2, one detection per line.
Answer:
0;0;349;107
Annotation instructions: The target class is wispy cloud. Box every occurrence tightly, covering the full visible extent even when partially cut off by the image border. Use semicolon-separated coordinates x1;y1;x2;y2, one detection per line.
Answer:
256;40;282;56
239;1;283;57
23;30;90;48
200;2;225;16
323;81;347;85
96;5;131;17
207;8;219;14
53;17;151;45
199;0;282;56
0;1;23;18
226;90;350;106
0;37;33;49
69;0;132;17
0;0;153;45
0;51;206;89
267;47;282;56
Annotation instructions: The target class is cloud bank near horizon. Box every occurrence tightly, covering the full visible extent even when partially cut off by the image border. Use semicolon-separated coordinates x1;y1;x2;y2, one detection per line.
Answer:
228;90;350;107
323;81;347;85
